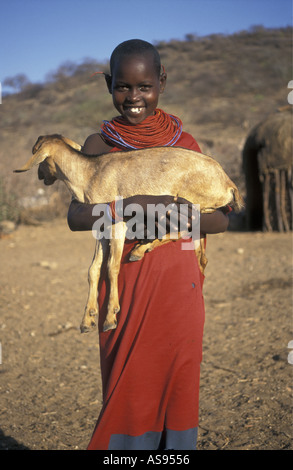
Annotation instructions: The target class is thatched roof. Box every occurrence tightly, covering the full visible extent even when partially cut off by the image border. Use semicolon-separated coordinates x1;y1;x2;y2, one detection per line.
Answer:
243;108;292;172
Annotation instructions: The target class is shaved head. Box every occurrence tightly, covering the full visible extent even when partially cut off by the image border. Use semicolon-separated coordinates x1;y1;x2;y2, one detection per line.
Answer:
110;39;162;77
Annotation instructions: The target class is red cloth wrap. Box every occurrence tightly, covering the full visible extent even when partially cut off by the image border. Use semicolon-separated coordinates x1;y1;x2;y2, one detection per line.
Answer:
87;132;205;450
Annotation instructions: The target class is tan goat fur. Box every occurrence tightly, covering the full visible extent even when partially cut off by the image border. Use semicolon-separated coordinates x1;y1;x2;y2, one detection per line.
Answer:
15;134;243;332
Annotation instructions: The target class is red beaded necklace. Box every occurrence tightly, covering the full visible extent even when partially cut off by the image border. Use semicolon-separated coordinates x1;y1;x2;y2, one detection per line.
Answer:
100;108;183;150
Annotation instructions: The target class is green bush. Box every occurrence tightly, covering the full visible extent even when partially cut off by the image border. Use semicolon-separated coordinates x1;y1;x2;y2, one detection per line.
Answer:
0;178;20;222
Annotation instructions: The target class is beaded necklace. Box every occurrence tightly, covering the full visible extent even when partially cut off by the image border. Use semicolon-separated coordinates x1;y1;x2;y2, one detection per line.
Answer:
100;108;183;150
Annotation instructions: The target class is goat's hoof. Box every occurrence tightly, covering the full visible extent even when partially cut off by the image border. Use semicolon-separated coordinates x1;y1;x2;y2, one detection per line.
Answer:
103;318;117;332
80;318;97;333
129;252;142;262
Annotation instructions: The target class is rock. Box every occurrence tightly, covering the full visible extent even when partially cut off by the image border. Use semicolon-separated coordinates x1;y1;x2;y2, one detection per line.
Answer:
0;220;17;234
39;260;58;270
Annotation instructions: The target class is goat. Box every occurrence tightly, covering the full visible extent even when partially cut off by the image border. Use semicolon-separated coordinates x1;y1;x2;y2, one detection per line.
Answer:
14;134;243;333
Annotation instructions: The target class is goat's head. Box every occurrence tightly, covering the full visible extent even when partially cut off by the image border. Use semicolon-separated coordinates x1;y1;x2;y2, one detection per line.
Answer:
14;135;67;185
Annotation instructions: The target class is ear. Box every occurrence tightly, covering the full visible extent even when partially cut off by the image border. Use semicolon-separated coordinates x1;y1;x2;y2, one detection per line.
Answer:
104;74;112;94
62;137;82;151
159;72;167;94
14;150;49;173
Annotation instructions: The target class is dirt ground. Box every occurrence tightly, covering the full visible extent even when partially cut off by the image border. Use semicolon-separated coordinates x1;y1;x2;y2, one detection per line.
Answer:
0;219;292;451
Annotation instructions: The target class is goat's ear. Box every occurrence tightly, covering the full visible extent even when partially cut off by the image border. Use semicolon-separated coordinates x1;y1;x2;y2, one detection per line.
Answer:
14;151;48;173
62;137;82;151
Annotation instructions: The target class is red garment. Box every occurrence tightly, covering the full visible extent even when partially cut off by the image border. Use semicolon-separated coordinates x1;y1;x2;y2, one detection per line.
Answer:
87;131;205;450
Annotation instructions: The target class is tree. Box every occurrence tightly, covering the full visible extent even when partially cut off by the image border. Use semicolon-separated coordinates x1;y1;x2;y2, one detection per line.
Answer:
3;74;30;92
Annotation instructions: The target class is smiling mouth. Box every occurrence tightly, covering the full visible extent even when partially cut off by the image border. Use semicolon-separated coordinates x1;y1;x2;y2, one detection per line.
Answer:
124;107;145;114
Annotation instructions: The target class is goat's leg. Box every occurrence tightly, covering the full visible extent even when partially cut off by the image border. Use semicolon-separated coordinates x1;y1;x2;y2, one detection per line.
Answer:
131;234;207;275
129;230;191;261
80;239;105;333
103;221;127;332
195;237;208;275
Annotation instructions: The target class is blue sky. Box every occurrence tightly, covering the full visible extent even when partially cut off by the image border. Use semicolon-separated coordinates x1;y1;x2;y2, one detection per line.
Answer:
0;0;292;91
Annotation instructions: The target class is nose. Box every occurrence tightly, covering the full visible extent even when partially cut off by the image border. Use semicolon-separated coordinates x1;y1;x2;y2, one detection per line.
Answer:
126;87;141;103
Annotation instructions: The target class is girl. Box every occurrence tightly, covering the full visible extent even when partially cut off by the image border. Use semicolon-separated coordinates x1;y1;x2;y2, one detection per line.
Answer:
68;39;229;450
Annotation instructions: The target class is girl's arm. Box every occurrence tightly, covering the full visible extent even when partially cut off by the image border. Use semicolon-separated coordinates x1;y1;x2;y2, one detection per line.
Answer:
67;199;99;231
67;196;230;234
200;210;230;234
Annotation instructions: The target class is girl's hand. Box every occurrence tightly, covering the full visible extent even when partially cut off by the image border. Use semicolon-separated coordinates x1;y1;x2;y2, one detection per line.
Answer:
121;196;230;237
121;195;198;240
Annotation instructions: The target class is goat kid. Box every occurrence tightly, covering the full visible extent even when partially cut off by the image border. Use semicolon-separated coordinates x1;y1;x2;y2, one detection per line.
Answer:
15;134;243;333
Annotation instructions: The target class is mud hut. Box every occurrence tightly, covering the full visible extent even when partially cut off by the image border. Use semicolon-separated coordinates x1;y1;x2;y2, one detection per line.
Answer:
242;108;292;231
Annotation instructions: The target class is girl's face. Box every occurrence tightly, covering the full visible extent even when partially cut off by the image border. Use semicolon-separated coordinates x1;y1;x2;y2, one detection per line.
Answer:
107;53;166;125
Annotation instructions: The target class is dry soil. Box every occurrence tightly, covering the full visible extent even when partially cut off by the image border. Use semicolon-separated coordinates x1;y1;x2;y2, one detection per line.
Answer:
0;220;292;450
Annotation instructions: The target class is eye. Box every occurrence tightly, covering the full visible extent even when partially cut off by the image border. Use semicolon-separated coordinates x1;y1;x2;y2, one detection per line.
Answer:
114;83;129;91
139;85;152;91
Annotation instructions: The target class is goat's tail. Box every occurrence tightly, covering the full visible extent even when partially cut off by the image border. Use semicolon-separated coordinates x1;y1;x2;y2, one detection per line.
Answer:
232;186;245;212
